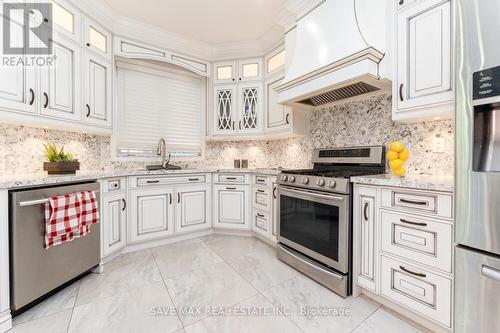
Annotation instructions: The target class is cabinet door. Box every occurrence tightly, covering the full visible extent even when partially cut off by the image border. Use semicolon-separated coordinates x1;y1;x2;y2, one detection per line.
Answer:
214;185;249;230
238;58;263;82
397;0;452;111
265;75;291;133
41;0;82;42
238;84;262;133
102;193;126;257
84;52;112;128
354;186;378;292
84;17;112;60
39;33;82;121
214;85;236;134
175;184;211;234
129;187;174;243
0;13;37;115
213;61;237;84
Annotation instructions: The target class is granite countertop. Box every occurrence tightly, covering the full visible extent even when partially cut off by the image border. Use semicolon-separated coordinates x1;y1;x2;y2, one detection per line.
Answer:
350;174;454;192
0;168;281;189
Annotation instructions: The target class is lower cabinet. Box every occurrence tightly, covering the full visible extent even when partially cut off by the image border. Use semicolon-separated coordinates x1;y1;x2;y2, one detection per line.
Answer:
102;192;127;257
214;185;250;230
353;185;378;293
251;209;270;238
175;184;212;234
353;184;454;330
129;187;175;243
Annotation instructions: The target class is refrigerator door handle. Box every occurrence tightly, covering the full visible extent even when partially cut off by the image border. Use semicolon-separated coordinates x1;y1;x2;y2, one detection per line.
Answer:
482;265;500;282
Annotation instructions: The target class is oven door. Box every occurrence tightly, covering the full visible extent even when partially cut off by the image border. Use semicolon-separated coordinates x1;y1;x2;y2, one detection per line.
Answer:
277;185;350;273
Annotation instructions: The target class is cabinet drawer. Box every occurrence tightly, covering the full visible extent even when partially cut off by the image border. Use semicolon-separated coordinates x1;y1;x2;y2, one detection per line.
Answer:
380;255;452;328
381;211;452;273
217;173;247;184
137;175;206;187
381;188;452;219
253;186;271;212
252;209;270;237
254;175;270;186
102;178;126;193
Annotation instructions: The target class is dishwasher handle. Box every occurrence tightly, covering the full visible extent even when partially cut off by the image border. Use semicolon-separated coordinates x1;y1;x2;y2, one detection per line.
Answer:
17;188;100;207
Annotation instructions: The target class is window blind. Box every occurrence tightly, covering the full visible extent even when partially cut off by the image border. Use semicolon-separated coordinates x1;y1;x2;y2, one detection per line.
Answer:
115;61;204;157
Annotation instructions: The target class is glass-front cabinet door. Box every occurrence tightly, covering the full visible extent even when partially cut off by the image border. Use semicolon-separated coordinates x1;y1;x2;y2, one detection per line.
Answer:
238;58;263;82
238;84;262;133
213;61;237;84
214;85;236;134
84;17;112;60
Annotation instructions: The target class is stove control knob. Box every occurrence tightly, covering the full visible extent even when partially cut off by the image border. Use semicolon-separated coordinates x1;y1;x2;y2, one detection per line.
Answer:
289;176;296;183
302;177;310;185
317;178;325;187
281;175;288;182
328;180;337;188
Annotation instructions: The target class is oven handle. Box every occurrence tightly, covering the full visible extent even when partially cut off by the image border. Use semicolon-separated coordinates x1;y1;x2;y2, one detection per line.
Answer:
278;244;345;281
278;186;345;202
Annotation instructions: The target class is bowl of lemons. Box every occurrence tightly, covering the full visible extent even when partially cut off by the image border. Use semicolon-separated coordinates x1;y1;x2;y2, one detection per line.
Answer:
387;141;409;177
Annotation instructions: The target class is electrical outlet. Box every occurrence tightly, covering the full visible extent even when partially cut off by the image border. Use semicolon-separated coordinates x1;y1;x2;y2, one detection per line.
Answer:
432;137;446;153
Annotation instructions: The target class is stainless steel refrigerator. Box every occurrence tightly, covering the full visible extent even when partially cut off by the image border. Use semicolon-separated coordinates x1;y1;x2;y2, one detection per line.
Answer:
456;0;500;331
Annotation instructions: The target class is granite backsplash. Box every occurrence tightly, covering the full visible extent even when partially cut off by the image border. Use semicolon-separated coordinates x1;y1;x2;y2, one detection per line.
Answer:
0;94;454;177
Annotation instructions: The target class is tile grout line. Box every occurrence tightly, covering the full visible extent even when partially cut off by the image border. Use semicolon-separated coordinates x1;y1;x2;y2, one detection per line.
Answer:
150;252;184;330
348;303;383;333
66;281;82;333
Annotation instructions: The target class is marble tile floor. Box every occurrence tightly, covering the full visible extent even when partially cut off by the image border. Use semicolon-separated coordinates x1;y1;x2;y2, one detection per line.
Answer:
8;235;424;333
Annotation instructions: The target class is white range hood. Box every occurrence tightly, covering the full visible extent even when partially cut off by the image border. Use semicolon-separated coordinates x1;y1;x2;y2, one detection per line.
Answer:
277;0;391;107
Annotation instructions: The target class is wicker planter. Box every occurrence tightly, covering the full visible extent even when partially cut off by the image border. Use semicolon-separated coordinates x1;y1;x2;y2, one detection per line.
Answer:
43;161;80;175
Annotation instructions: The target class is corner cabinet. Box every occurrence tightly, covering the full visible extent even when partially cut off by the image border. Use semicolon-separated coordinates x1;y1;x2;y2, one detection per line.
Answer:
213;184;250;230
393;0;453;122
129;187;175;243
175;184;212;234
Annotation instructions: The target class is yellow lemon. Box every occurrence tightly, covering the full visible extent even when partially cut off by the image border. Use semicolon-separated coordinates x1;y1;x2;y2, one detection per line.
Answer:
399;149;410;161
389;141;405;153
386;151;399;161
389;159;404;170
392;167;406;177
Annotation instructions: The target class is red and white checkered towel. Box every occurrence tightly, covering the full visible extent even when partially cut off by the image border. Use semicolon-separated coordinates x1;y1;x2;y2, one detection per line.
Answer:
44;191;99;249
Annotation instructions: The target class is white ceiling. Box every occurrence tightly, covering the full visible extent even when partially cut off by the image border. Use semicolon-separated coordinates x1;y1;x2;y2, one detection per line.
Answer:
103;0;287;45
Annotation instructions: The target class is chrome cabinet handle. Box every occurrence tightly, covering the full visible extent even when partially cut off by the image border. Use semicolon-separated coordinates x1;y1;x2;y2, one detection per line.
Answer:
399;83;404;102
43;92;49;108
399;265;426;278
399;198;428;206
29;88;35;105
482;265;500;281
121;198;126;211
363;202;369;221
86;104;91;117
400;218;427;227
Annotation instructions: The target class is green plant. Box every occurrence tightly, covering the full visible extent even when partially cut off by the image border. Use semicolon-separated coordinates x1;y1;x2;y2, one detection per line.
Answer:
43;143;74;162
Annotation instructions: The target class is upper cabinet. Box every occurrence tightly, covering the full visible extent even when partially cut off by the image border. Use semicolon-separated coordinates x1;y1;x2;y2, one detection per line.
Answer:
84;17;112;60
213;58;263;84
83;52;112;128
42;0;82;43
393;0;453;122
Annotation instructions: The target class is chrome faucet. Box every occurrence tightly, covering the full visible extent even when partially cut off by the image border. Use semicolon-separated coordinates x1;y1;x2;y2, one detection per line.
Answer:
156;138;169;168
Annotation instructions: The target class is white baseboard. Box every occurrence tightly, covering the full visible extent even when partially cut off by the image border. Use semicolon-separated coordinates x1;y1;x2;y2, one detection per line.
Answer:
0;310;12;333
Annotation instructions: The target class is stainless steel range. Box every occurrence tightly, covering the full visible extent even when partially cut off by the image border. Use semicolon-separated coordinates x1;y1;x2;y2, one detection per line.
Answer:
276;146;385;297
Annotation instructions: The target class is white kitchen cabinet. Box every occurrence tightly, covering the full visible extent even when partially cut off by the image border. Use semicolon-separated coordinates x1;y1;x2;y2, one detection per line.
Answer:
129;187;175;243
84;16;112;60
102;192;127;257
252;209;270;238
214;184;250;230
213;83;263;135
41;0;82;43
394;0;453;121
353;185;378;293
0;13;36;115
175;184;211;234
39;32;82;122
213;58;262;84
83;52;112;128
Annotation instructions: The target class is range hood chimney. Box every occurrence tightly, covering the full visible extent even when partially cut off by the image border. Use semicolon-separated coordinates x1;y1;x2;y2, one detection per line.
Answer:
277;0;391;107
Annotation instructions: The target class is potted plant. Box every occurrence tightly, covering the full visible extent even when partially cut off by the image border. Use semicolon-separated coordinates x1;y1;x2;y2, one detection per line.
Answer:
43;144;80;175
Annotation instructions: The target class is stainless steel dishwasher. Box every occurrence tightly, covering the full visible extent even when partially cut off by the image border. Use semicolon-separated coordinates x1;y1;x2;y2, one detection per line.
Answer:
9;181;100;314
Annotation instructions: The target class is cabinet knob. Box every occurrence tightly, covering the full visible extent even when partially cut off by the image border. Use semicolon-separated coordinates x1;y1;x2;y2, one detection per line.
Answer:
43;18;49;23
399;0;404;5
86;43;90;47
